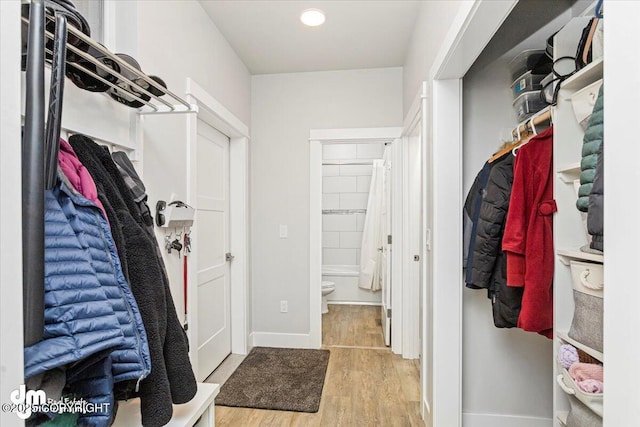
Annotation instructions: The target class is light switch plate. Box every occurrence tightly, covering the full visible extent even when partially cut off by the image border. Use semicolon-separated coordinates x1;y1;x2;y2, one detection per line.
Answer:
279;225;288;238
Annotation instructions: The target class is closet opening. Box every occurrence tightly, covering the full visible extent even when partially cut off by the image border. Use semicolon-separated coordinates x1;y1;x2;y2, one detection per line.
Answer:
428;0;603;425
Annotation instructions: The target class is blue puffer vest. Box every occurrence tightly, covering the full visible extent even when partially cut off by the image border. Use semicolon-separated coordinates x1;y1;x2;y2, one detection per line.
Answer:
55;182;151;384
24;189;126;379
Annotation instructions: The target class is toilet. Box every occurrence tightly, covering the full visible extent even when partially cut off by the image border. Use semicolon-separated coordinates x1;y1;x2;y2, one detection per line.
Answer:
321;281;335;314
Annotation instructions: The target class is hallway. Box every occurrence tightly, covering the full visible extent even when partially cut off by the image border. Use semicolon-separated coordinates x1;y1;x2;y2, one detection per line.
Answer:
214;346;422;426
322;304;386;348
211;304;421;426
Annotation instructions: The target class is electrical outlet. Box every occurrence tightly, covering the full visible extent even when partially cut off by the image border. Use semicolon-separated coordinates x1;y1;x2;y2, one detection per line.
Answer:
280;300;288;313
279;225;288;238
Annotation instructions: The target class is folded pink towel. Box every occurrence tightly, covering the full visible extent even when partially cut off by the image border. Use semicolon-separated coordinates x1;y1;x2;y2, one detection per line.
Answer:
569;362;603;382
578;379;604;393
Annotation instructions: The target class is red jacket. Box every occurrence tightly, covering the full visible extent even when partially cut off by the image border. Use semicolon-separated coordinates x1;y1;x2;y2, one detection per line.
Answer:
502;126;555;338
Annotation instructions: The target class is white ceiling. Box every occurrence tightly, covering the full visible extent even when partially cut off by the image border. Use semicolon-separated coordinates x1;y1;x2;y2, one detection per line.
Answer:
199;1;421;75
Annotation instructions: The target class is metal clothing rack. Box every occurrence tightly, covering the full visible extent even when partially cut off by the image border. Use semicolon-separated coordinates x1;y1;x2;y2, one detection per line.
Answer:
21;10;195;113
21;0;196;346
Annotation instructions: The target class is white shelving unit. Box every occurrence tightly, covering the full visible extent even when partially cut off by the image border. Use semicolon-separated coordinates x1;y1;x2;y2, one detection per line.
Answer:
553;32;604;426
113;383;219;427
557;330;603;362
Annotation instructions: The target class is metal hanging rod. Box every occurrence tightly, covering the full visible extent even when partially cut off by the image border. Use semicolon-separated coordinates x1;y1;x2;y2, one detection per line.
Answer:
22;16;162;111
59;15;191;109
322;209;367;215
39;41;160;112
22;14;194;112
511;106;552;139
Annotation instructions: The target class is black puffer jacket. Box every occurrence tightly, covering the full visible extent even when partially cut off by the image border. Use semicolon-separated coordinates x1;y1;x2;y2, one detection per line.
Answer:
464;161;496;284
470;153;523;328
587;139;603;251
70;135;197;427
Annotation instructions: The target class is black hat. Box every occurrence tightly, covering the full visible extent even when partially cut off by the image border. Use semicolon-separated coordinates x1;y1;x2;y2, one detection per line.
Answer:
108;54;167;108
21;0;92;67
65;45;120;92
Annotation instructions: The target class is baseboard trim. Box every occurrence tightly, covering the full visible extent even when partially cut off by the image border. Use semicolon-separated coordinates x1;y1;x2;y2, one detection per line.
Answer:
247;333;255;353
462;412;552;427
251;332;313;349
423;399;431;424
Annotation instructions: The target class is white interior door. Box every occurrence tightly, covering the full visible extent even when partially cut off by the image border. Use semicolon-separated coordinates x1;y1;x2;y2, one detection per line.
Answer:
381;146;393;346
195;120;231;381
403;130;422;359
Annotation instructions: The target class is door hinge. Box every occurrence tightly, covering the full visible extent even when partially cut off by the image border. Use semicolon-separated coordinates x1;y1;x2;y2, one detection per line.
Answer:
387;308;392;318
414;254;420;261
387;235;392;244
225;252;234;262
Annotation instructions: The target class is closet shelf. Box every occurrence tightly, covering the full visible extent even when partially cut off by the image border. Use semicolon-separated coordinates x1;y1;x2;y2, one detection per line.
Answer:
557;330;604;362
557;162;581;183
560;58;604;92
557;249;603;265
22;13;196;114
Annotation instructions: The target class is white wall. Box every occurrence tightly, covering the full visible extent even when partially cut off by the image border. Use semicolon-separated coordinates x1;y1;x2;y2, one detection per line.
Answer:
462;57;553;422
403;0;470;114
251;68;402;337
322;143;384;266
137;0;251;127
1;3;24;425
134;1;251;318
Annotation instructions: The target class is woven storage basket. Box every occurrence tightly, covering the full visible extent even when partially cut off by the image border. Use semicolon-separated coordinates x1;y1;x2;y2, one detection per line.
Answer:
557;367;603;418
568;260;603;352
566;395;602;427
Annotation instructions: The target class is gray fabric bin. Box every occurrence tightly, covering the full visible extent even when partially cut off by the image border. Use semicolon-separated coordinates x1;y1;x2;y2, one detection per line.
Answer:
566;395;602;427
568;290;603;352
568;261;604;353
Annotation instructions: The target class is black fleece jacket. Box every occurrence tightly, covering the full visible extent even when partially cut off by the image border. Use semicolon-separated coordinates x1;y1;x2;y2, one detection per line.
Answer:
70;134;197;427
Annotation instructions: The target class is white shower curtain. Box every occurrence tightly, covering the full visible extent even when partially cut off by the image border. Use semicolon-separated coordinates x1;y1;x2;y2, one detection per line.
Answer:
359;158;386;291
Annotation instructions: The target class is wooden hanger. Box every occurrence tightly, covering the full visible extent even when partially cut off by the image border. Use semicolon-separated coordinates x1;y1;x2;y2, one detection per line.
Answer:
489;108;553;163
488;128;532;163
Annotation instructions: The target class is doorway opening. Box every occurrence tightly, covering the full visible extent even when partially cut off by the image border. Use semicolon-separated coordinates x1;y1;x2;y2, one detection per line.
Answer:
320;141;389;349
309;127;420;356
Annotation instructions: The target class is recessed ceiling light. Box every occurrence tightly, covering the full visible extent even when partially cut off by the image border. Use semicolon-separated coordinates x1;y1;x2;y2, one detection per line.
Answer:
301;9;325;27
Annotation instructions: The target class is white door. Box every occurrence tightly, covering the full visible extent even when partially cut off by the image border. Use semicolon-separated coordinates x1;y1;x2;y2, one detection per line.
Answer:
381;147;392;346
195;120;231;381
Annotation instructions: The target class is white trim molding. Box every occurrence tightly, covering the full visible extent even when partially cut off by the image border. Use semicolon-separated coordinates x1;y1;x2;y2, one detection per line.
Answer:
251;332;312;349
425;1;520;426
309;127;403;350
185;80;251;367
462;413;552;427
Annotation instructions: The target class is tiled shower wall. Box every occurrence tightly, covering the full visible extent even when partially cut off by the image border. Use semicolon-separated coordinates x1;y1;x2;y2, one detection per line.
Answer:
322;143;384;266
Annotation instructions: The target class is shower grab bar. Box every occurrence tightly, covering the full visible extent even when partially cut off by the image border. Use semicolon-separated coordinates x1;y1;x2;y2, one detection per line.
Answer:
322;209;367;215
322;161;376;166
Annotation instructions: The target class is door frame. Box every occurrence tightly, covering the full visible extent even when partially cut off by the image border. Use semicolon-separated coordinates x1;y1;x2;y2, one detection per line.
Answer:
308;127;403;351
185;78;251;376
423;1;518;425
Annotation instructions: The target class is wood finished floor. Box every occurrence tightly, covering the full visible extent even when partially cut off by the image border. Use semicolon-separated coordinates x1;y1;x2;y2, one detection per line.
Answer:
322;304;386;348
211;305;423;426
